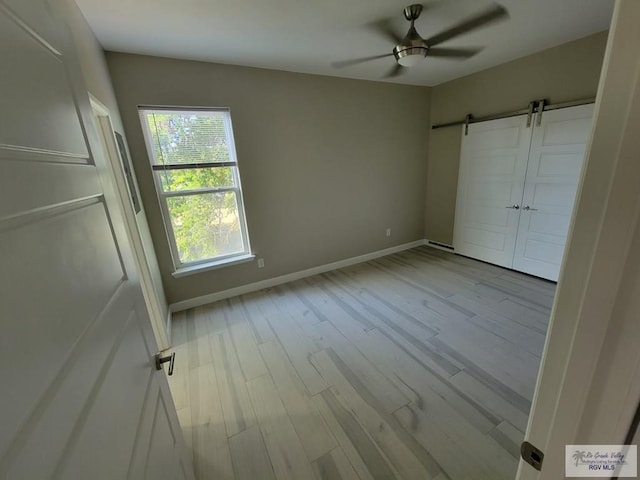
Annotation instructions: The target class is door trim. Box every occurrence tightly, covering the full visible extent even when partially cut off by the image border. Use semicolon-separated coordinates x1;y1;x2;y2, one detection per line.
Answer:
90;95;170;350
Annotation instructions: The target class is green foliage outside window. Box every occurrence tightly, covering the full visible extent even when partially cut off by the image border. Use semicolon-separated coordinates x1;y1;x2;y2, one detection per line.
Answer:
144;111;245;264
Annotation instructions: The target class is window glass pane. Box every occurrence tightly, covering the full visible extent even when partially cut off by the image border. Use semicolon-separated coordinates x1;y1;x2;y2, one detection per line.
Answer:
143;110;231;165
158;167;235;192
166;192;245;263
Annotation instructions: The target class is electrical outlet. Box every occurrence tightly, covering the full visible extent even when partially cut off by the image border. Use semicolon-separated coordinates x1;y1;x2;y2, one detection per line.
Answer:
257;258;265;268
386;228;392;237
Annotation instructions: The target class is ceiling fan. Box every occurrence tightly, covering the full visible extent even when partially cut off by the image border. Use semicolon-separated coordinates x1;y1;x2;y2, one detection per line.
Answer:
332;2;509;78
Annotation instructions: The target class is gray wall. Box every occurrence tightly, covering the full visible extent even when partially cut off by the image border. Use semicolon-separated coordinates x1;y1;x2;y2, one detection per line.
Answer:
106;53;432;304
54;0;169;323
425;31;608;245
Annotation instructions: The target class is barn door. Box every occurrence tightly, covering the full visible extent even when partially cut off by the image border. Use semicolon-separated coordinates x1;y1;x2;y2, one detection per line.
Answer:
453;114;532;267
512;104;594;281
0;1;193;478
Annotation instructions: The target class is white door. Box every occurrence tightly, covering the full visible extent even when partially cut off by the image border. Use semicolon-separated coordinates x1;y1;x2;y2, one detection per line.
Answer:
453;115;532;267
512;105;594;281
0;2;193;479
517;2;640;478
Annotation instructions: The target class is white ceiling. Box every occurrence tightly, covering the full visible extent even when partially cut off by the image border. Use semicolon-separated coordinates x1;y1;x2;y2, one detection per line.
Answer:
75;0;614;86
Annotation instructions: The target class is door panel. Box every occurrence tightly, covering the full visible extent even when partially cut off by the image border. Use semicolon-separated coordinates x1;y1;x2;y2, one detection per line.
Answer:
513;104;594;280
453;115;532;267
0;11;87;156
0;2;193;478
57;310;154;479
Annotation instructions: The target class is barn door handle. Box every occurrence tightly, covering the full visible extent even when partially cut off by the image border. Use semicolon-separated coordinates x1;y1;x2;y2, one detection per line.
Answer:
154;352;175;375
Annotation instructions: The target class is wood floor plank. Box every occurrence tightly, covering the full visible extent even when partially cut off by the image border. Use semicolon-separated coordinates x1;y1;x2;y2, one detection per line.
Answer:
259;340;336;461
224;298;269;381
450;293;548;340
320;272;463;377
489;421;523;460
260;290;328;395
271;283;326;331
296;276;376;331
482;276;554;307
326;269;439;341
394;404;489;480
361;329;501;434
191;422;235;480
372;257;455;299
239;291;278;344
311;394;376;480
350;263;476;324
449;370;530;433
494;298;550;332
246;374;316;480
209;333;257;437
378;254;472;299
311;349;443;480
229;425;276;480
318;389;398;480
310;321;410;414
427;335;537;404
188;365;234;480
396;397;518;480
312;447;361;480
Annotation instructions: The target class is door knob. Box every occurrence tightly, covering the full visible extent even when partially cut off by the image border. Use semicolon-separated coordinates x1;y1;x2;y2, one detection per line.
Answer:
505;204;520;210
522;205;538;211
154;352;175;375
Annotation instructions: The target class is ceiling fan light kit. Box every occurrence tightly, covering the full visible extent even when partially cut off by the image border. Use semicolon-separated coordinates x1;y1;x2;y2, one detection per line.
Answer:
393;46;428;67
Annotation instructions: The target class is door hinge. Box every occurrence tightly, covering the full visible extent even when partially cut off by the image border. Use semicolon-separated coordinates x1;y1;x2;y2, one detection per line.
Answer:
521;440;544;471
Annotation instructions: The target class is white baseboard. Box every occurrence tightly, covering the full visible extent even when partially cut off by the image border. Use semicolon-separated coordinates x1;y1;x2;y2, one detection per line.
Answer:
170;239;427;313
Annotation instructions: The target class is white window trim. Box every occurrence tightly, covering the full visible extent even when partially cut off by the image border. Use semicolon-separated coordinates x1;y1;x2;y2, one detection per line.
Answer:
138;106;252;273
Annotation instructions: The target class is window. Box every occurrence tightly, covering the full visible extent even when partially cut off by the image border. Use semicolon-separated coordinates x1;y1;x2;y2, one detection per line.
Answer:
139;107;251;272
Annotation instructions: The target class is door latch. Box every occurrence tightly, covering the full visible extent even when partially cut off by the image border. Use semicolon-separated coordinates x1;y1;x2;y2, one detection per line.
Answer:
521;441;544;471
154;352;175;376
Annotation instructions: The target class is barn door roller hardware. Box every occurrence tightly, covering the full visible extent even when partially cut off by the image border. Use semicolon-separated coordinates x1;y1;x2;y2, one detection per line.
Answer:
464;113;473;135
433;96;595;134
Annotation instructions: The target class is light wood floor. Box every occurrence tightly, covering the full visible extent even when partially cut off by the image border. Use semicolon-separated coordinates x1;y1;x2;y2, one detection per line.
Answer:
168;246;555;480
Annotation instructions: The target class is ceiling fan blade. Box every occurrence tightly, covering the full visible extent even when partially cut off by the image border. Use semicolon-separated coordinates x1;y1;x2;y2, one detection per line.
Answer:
366;18;403;45
383;63;405;78
424;4;509;47
427;47;482;58
331;53;392;69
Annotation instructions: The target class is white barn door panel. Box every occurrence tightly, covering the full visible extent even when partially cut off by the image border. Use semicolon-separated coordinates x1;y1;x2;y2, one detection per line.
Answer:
454;105;593;280
453;115;532;267
513;104;595;280
0;1;193;479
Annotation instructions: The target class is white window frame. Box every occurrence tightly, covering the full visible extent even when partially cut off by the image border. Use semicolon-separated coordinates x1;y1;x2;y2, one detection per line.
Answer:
138;106;253;275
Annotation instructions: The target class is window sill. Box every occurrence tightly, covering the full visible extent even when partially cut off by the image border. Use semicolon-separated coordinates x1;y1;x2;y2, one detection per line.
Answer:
172;254;256;278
